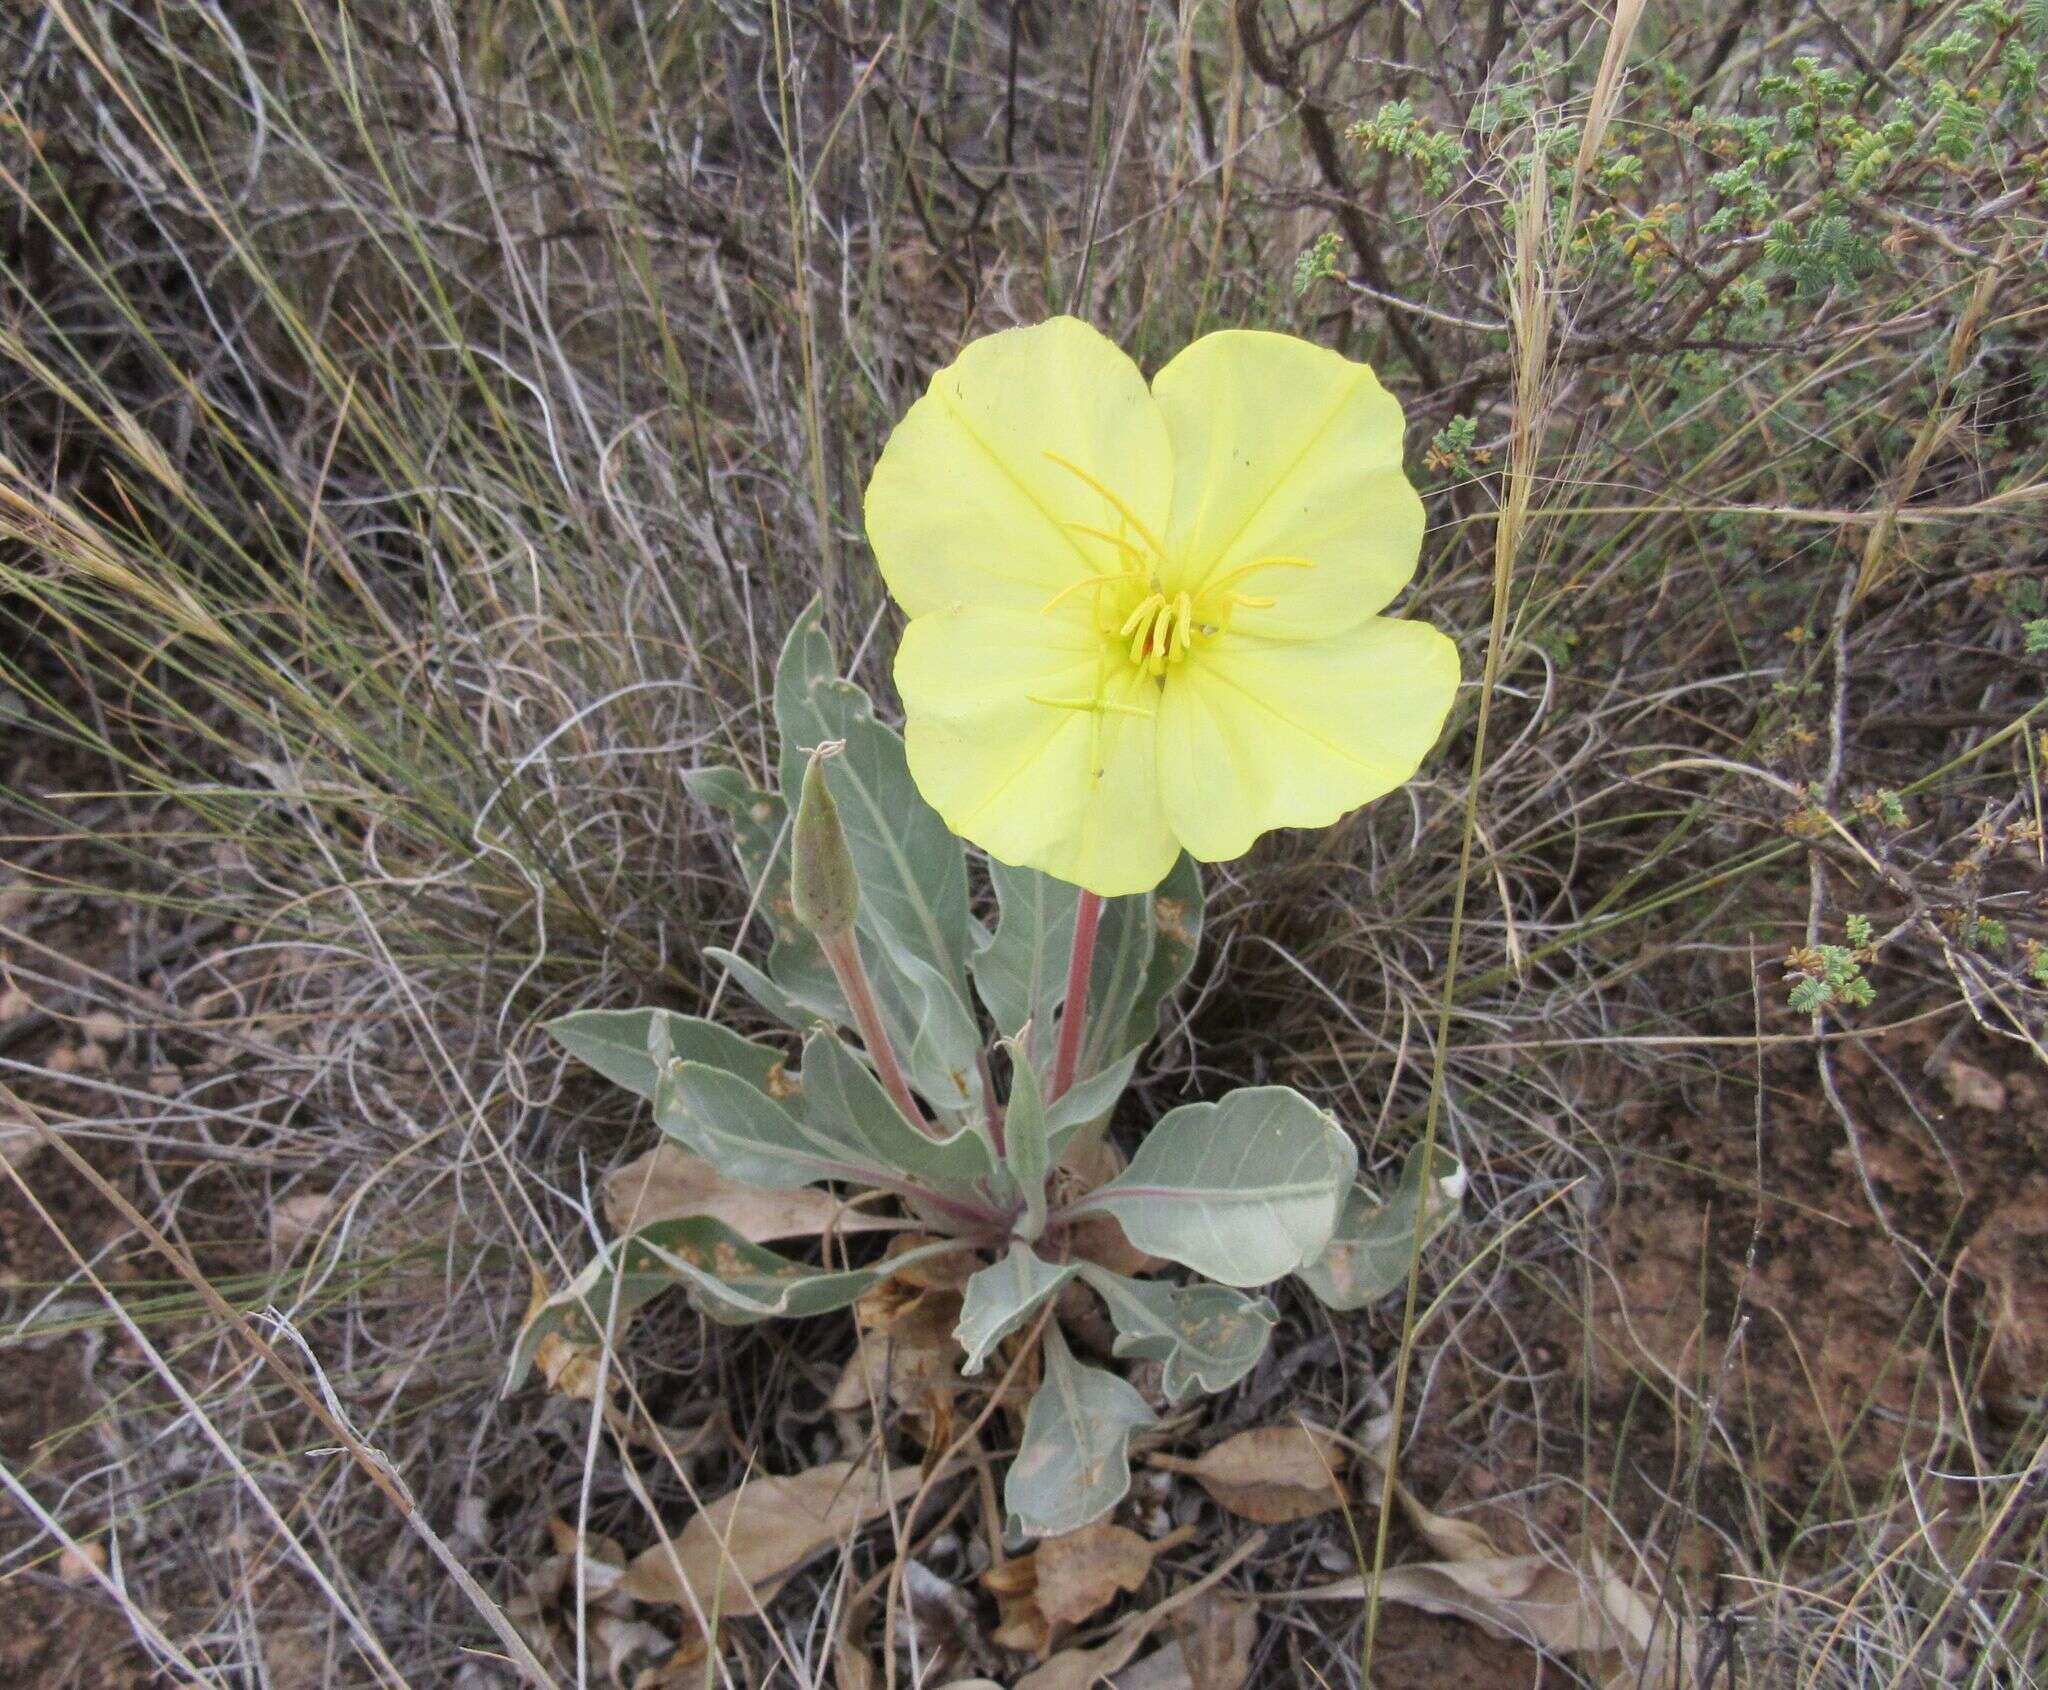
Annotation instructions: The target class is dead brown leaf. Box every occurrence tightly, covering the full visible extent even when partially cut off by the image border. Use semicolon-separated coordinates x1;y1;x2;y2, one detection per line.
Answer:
621;1460;921;1615
984;1522;1158;1654
1014;1534;1264;1690
603;1142;896;1244
1298;1550;1691;1687
1172;1595;1256;1690
1035;1523;1157;1627
524;1264;610;1401
1151;1425;1347;1524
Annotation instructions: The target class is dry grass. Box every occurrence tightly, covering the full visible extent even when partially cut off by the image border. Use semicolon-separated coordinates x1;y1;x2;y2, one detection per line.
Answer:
1;2;2044;1685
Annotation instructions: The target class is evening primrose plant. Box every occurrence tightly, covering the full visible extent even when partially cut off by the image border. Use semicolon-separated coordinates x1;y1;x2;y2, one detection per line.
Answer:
512;321;1465;1539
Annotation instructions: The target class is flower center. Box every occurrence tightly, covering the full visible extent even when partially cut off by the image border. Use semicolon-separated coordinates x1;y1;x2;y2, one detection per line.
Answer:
1036;452;1317;683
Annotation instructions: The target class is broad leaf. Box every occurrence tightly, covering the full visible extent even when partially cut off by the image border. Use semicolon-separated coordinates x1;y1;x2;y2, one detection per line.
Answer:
798;1031;999;1203
772;599;972;993
1073;1087;1355;1287
1076;1264;1276;1404
1298;1144;1467;1311
507;1222;955;1389
1005;1325;1154;1539
547;1008;784;1102
973;860;1082;1065
955;1245;1075;1374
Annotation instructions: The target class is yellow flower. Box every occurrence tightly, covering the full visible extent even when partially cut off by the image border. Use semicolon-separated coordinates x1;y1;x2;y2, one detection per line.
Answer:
866;317;1458;896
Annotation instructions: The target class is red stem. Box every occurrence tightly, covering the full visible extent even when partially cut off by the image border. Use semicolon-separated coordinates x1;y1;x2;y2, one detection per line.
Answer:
822;931;934;1137
1048;890;1104;1104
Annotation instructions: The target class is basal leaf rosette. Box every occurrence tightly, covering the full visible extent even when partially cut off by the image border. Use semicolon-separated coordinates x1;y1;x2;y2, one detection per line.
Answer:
866;317;1460;895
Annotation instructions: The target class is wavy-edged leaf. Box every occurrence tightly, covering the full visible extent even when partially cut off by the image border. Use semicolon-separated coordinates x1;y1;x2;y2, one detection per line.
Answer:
798;1031;998;1202
507;1222;956;1389
1075;1087;1355;1287
955;1244;1075;1374
1298;1144;1466;1311
1076;1264;1276;1404
547;1007;785;1103
1005;1325;1155;1539
772;598;972;992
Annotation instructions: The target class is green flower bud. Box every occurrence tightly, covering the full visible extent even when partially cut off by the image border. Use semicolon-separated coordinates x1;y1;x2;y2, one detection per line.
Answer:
791;744;859;940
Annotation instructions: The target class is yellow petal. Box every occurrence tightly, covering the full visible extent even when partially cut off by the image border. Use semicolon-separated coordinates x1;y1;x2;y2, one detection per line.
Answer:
1150;330;1424;638
865;318;1173;620
895;607;1179;896
1154;618;1459;863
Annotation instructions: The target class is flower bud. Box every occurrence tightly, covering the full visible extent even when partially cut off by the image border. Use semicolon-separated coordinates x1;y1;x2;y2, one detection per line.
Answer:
791;744;859;941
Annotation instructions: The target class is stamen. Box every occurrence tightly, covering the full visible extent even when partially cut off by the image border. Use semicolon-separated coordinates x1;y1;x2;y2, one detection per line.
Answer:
1043;452;1170;569
1064;523;1149;560
1043;569;1136;615
1200;554;1317;599
1026;690;1156;718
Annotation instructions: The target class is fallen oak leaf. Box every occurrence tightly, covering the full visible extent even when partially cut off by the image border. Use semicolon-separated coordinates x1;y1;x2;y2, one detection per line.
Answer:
1149;1424;1347;1524
621;1460;922;1616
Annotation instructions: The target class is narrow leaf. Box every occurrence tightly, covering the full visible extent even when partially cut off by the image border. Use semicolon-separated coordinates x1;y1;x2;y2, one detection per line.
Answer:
507;1221;946;1390
547;1007;784;1102
772;599;972;991
973;860;1081;1063
1002;1045;1051;1240
798;1031;998;1201
1078;855;1204;1079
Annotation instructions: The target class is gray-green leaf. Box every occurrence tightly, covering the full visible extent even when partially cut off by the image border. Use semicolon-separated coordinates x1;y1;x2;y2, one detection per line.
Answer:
798;1032;999;1203
1001;1047;1050;1240
1297;1145;1466;1311
1075;1086;1356;1287
507;1221;952;1390
547;1008;784;1102
1076;1264;1276;1404
1004;1325;1154;1539
972;860;1081;1066
772;599;972;993
955;1245;1075;1375
1077;854;1204;1079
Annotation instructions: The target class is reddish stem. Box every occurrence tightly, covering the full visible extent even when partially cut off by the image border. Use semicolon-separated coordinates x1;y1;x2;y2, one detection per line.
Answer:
1048;890;1104;1105
822;931;934;1136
